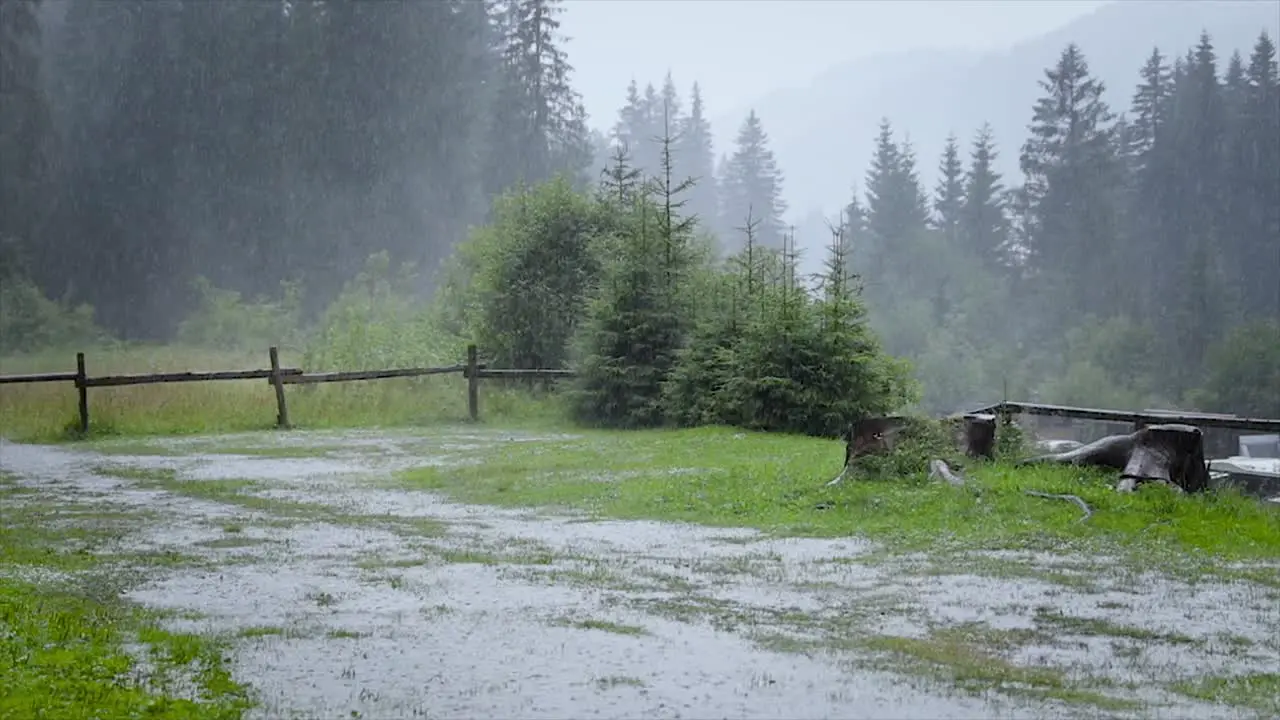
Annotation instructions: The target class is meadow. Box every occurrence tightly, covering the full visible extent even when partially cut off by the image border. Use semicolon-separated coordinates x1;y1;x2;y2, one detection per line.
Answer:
0;343;562;443
3;342;1279;718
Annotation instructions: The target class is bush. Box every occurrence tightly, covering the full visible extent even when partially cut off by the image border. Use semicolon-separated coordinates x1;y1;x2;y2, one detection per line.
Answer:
175;276;303;352
0;276;105;354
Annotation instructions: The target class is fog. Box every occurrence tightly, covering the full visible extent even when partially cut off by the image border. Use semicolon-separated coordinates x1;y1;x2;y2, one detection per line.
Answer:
2;0;1277;418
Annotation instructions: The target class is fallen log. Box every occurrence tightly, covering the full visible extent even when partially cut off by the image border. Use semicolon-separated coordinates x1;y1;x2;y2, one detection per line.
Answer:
929;459;967;487
1018;433;1135;472
1017;423;1209;494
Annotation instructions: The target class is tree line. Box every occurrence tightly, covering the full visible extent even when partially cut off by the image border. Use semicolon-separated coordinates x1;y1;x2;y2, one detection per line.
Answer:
3;0;1276;420
601;30;1279;418
1;0;590;339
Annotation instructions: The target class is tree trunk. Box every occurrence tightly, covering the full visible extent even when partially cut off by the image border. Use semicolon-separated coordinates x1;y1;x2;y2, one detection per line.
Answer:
1119;423;1210;493
1017;423;1210;493
1017;432;1136;471
963;413;996;459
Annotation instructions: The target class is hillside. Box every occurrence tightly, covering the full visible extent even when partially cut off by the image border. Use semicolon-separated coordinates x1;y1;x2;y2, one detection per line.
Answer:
715;0;1280;233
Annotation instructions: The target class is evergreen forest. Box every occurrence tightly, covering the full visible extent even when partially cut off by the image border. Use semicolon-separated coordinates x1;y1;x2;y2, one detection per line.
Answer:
3;0;1278;431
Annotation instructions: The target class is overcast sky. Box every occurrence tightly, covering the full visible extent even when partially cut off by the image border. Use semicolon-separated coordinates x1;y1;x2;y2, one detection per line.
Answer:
560;0;1111;132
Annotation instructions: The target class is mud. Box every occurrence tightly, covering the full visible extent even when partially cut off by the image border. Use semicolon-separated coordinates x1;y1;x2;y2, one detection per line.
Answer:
3;431;1278;719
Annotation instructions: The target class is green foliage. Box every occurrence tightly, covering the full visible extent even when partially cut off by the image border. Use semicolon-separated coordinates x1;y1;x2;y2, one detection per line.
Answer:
1189;320;1280;418
304;252;454;371
175;276;303;352
0;276;105;353
847;416;958;480
466;178;618;370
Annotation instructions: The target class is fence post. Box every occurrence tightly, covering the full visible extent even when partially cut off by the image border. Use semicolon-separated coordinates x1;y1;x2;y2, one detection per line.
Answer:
75;352;89;435
466;344;479;422
269;346;291;429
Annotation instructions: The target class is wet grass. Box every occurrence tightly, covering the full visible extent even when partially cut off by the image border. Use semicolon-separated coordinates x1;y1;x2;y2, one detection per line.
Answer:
1033;608;1200;645
0;479;254;718
0;344;564;443
108;471;449;538
396;425;1280;563
861;632;1140;712
551;616;650;636
1171;672;1280;716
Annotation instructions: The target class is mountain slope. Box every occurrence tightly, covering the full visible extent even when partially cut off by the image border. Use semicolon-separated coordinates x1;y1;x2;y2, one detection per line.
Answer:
715;0;1280;226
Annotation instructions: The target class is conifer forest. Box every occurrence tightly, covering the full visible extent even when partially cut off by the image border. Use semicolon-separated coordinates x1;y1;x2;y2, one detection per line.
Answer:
2;0;1279;429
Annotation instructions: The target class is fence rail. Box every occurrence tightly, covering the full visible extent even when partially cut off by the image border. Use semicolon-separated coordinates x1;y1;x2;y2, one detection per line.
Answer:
0;344;573;435
971;400;1280;433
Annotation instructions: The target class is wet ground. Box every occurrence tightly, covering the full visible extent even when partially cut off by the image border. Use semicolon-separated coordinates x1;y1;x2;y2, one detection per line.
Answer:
2;428;1278;719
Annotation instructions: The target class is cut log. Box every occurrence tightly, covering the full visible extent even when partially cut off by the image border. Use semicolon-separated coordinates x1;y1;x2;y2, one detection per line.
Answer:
963;413;997;459
1120;423;1210;494
826;416;914;487
1017;423;1210;494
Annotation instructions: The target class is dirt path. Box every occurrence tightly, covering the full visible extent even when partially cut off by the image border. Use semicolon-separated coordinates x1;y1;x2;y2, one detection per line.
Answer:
2;429;1276;719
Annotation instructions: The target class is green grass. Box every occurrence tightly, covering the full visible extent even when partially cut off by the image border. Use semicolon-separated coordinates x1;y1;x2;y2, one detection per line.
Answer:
396;425;1280;562
1171;673;1280;716
0;581;253;719
0;344;566;443
0;477;253;718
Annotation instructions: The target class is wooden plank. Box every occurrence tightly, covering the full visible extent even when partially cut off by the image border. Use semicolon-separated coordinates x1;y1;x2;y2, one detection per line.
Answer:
84;367;303;388
474;369;576;379
993;401;1280;432
282;365;466;385
0;371;79;385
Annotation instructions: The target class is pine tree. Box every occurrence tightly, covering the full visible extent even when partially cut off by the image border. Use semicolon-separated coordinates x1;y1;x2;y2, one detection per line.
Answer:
1129;47;1174;169
675;82;718;240
719;110;788;251
863;119;929;283
0;0;51;276
1236;31;1280;320
1017;43;1123;325
933;133;965;245
959;122;1009;270
485;0;590;193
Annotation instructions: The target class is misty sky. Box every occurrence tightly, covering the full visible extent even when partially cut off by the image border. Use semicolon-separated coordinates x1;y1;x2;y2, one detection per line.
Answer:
561;0;1111;133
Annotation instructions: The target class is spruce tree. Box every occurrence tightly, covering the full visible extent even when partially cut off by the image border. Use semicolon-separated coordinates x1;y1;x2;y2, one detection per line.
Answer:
719;110;788;252
933;133;965;245
959;122;1009;270
1017;43;1123;326
675;82;719;242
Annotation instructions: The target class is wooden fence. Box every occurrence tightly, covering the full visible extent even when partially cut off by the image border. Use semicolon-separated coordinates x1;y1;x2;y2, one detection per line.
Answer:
0;344;574;435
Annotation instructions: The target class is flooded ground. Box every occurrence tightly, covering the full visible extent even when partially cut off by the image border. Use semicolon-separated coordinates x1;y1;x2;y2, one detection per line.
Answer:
2;428;1277;719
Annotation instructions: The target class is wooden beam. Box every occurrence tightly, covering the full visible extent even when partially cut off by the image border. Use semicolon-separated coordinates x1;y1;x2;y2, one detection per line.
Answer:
82;368;304;388
282;365;466;385
0;371;79;385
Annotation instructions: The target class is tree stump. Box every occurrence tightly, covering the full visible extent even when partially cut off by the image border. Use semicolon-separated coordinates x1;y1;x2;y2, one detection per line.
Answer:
1017;423;1210;494
962;413;996;459
1119;423;1210;493
827;416;914;486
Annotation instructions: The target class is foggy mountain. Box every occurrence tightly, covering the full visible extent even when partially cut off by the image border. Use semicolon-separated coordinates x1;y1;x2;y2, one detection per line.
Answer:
718;0;1280;231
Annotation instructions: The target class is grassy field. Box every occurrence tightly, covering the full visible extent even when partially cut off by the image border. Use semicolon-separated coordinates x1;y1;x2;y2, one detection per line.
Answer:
0;344;563;443
0;474;253;719
395;425;1280;566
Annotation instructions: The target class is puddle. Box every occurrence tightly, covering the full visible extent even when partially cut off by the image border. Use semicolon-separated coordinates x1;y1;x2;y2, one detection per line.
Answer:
3;432;1277;719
